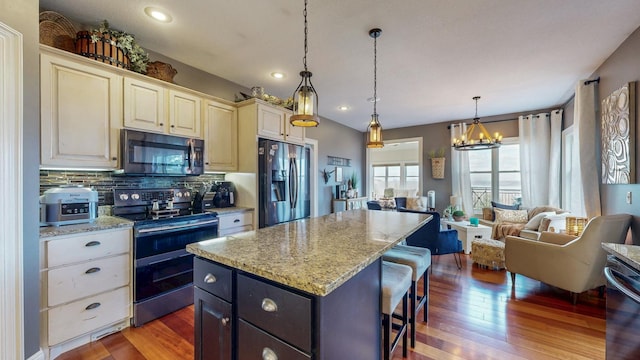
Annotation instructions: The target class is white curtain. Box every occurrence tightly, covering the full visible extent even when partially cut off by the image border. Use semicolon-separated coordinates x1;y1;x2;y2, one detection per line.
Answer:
548;110;563;207
450;123;474;215
518;113;550;208
574;80;601;218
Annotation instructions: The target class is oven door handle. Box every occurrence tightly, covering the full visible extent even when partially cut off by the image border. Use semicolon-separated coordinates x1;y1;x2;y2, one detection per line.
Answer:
604;267;640;304
137;219;219;235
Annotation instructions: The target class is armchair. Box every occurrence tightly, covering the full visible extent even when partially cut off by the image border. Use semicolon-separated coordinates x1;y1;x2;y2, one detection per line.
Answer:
505;214;632;304
397;208;463;269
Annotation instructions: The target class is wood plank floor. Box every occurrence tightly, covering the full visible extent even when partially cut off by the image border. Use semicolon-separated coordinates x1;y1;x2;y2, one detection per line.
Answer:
57;253;606;360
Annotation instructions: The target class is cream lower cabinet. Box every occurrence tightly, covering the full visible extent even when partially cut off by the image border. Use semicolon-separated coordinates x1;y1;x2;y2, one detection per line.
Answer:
40;49;121;169
203;100;238;171
123;77;202;138
41;227;132;359
218;210;254;236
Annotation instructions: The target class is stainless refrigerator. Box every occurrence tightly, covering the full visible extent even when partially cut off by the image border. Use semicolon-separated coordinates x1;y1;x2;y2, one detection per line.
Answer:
258;138;310;228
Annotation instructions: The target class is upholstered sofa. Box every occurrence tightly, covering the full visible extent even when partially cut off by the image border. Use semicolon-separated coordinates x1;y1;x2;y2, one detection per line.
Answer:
479;205;568;240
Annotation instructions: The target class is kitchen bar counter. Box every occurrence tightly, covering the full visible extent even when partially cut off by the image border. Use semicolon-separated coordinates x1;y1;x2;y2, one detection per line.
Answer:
602;243;640;271
187;209;431;296
39;215;133;239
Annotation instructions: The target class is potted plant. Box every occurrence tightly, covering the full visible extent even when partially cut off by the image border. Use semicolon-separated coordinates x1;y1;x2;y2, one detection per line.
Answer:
429;147;446;179
452;210;465;222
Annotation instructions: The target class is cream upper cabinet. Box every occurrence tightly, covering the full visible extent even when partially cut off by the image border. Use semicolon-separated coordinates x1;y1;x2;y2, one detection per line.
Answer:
123;77;166;133
169;89;202;138
255;102;305;144
40;50;121;169
123;78;202;138
203;100;238;171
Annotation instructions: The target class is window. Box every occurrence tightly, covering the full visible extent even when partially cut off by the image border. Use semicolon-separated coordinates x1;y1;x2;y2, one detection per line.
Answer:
372;164;419;198
468;138;521;213
368;138;422;199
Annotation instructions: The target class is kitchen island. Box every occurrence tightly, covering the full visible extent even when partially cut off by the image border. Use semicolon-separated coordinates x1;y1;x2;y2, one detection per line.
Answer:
187;209;432;360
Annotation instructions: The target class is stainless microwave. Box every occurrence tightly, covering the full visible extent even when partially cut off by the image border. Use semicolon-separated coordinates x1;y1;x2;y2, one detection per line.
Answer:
116;129;204;176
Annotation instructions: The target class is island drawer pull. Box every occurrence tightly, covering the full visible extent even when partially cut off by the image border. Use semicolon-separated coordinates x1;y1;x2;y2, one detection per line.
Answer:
204;273;217;283
221;317;230;326
85;302;101;310
262;347;278;360
85;241;101;247
85;267;101;274
261;298;278;312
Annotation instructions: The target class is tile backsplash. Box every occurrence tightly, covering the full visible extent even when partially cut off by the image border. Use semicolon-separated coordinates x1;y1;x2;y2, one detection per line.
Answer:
40;170;225;206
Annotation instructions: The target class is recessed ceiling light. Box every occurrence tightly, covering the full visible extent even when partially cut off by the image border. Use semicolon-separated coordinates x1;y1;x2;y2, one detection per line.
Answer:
338;105;350;111
367;97;380;103
271;72;285;79
144;7;172;23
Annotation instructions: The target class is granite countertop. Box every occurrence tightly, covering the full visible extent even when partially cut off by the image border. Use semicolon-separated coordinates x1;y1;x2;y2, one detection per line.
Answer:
207;207;254;215
188;209;432;296
602;243;640;271
40;215;133;239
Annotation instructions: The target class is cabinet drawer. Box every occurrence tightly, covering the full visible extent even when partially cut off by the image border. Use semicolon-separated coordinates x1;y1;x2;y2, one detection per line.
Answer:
238;274;311;352
219;224;253;237
47;253;130;307
48;286;130;345
194;257;232;302
46;228;130;268
219;211;253;229
238;319;310;360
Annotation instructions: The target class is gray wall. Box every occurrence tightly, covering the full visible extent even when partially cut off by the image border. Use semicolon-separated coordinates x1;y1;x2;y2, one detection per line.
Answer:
0;0;41;357
563;25;640;243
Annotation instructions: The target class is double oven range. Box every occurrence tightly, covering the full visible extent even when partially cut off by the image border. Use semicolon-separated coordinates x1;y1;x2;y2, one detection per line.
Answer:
112;188;218;327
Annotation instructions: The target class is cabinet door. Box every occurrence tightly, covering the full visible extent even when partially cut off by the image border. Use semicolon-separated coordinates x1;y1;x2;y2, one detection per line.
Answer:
194;287;232;360
284;112;306;144
169;89;202;138
123;77;166;133
203;100;237;171
40;52;121;169
257;104;286;140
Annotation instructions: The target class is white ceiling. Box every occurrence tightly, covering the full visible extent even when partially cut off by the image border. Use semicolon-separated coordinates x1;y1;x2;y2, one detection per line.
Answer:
40;0;640;131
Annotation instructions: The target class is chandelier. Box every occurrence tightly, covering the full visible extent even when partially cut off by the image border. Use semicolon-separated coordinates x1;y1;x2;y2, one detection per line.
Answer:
452;96;502;151
290;0;319;127
366;28;383;148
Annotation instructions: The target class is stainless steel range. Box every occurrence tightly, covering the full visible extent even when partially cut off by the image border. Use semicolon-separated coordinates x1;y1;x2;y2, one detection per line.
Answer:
112;188;218;327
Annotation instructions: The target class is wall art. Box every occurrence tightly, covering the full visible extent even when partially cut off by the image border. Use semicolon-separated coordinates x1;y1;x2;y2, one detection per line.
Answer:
601;81;636;184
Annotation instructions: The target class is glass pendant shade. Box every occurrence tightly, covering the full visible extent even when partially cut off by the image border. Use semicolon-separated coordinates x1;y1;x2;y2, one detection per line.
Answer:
452;96;502;151
367;114;384;148
290;71;319;127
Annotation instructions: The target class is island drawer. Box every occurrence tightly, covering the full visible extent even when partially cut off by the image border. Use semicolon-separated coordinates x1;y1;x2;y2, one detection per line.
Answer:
238;319;311;360
237;274;311;352
194;257;232;302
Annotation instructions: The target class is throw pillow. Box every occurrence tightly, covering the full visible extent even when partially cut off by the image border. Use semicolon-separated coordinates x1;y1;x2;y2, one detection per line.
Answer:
538;213;571;232
524;211;556;230
494;208;528;223
491;201;520;221
406;197;427;211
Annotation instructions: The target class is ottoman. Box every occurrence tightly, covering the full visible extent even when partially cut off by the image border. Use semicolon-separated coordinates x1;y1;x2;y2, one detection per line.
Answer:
471;238;505;270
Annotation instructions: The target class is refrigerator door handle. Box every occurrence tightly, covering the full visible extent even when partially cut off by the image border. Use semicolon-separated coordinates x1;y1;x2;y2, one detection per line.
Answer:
292;158;299;209
289;158;295;209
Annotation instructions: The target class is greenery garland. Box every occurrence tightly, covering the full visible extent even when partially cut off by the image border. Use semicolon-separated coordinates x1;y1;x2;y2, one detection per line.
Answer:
90;20;149;73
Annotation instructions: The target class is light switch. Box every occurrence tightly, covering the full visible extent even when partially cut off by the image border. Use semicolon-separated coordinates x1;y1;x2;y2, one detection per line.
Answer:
626;191;632;204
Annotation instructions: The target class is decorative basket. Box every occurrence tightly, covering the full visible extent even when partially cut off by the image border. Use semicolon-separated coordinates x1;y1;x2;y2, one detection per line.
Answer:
146;61;178;83
75;30;130;69
431;157;445;179
39;11;77;53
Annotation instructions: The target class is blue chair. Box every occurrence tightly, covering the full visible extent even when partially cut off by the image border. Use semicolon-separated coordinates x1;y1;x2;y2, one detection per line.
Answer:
366;201;382;210
394;197;407;210
397;208;462;269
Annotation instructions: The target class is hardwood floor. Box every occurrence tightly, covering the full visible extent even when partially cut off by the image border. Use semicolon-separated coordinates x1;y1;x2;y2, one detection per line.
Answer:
57;254;606;360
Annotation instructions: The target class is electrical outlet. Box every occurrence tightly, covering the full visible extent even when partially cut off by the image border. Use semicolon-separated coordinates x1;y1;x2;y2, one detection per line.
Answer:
626;191;632;204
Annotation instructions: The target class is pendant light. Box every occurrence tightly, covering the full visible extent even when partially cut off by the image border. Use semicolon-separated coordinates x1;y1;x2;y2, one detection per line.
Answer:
452;96;502;151
290;0;319;127
366;28;384;148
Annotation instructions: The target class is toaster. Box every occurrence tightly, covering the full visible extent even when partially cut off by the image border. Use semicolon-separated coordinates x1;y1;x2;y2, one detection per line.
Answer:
40;185;99;226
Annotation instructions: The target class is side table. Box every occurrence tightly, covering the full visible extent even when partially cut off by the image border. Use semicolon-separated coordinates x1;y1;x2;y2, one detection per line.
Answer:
441;219;492;254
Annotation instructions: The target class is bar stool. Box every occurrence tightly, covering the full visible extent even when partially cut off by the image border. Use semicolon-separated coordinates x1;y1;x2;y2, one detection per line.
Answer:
383;244;431;348
382;261;412;360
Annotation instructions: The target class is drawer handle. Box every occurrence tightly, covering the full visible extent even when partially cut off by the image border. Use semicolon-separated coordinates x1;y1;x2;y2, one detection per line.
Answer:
221;317;230;326
261;298;278;312
204;273;217;283
234;219;240;223
85;267;101;274
85;302;101;310
262;347;278;360
85;241;101;247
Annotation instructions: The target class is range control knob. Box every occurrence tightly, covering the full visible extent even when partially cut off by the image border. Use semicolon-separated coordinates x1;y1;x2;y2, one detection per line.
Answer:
119;193;129;201
131;193;140;200
184;191;190;197
175;192;182;198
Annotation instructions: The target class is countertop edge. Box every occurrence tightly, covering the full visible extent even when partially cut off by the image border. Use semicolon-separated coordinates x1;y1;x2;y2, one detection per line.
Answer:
39;216;133;238
602;243;640;272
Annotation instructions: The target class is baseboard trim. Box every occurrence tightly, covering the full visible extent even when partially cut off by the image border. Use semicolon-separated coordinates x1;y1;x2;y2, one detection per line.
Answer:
26;349;45;360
